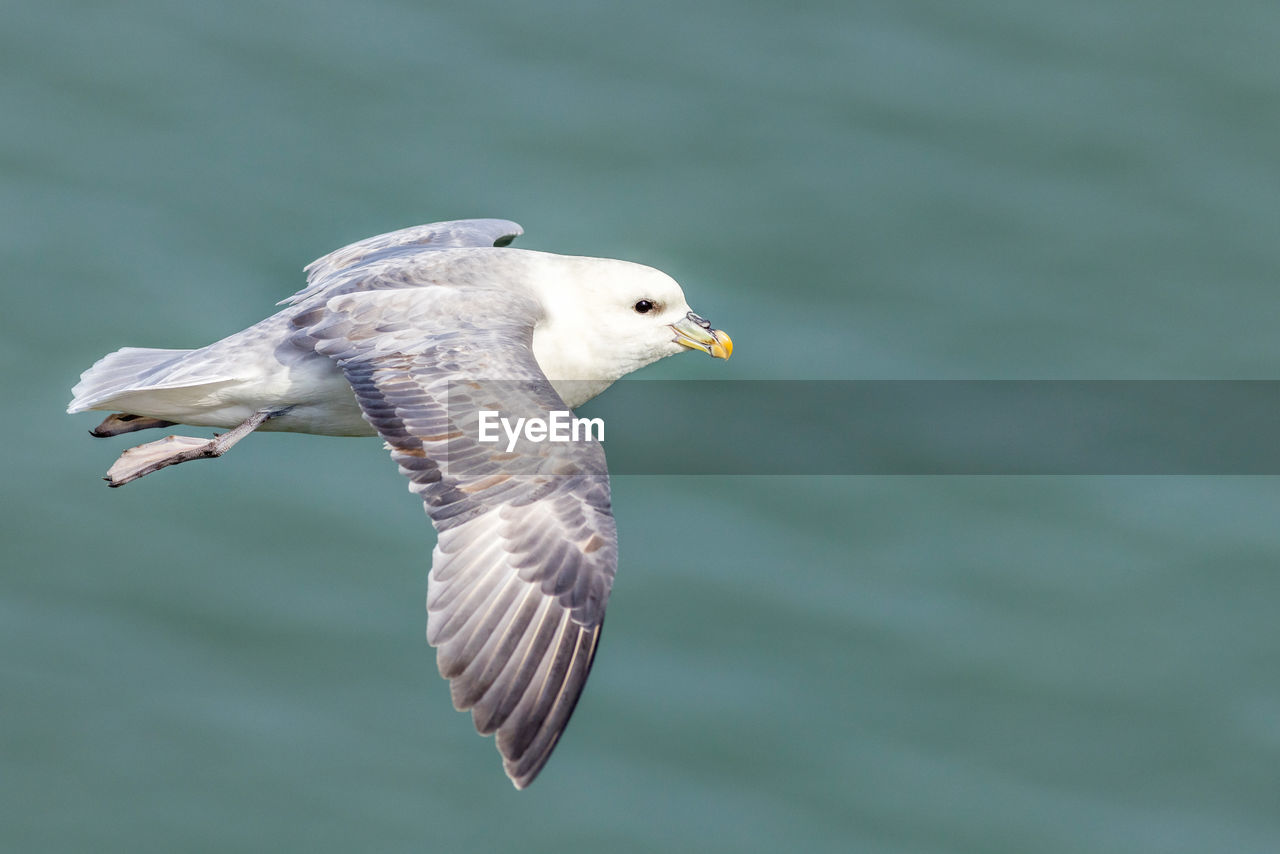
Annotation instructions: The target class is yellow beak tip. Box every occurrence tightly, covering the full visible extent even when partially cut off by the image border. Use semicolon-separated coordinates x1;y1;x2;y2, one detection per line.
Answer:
710;330;733;360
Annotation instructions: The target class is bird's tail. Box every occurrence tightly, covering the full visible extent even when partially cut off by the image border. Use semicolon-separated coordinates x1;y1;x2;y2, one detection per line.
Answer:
67;347;198;413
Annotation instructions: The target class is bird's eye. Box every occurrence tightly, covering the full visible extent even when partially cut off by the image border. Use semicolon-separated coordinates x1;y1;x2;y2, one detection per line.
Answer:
633;299;655;314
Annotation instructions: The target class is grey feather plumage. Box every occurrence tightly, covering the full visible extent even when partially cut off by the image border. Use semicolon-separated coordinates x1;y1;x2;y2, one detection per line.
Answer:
71;220;528;435
283;218;524;306
296;263;616;788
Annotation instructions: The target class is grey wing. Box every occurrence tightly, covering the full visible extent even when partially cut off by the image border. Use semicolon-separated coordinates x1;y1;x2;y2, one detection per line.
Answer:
281;218;524;306
298;286;616;788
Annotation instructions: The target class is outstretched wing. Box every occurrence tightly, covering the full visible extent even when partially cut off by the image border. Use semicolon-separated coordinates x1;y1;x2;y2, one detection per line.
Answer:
282;219;524;306
296;285;616;788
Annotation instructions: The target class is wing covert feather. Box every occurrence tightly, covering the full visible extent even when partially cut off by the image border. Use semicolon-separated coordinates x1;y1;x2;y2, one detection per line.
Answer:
282;219;523;306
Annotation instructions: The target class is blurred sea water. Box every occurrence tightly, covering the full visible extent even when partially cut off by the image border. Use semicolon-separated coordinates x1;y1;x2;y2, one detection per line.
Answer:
4;2;1280;852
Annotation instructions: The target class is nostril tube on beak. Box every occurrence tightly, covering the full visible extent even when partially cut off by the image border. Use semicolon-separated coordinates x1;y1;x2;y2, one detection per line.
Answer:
686;311;712;330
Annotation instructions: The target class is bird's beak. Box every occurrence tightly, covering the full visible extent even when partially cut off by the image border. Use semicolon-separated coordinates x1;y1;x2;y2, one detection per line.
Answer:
670;311;733;359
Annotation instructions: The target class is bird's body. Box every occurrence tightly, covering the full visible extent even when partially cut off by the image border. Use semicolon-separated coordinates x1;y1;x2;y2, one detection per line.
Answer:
68;219;731;788
72;242;708;434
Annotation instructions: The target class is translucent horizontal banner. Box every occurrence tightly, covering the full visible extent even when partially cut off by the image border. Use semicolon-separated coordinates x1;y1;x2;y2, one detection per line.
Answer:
566;380;1280;475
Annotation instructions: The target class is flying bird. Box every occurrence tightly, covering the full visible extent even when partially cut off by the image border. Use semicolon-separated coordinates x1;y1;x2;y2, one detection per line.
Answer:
67;219;732;787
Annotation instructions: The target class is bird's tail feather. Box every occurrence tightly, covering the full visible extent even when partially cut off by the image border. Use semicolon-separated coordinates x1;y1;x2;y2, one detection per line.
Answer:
68;347;205;413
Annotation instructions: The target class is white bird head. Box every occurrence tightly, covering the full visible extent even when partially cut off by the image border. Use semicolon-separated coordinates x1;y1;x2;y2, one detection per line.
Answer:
522;252;733;406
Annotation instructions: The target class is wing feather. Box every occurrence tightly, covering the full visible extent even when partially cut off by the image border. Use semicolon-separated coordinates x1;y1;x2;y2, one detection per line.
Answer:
300;279;616;789
450;586;544;710
283;218;523;306
471;595;561;735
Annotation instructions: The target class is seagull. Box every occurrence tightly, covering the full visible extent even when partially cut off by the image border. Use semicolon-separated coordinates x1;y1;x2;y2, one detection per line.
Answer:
67;219;731;787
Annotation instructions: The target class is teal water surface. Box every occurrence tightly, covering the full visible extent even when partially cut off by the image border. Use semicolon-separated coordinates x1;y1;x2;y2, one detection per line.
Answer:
4;2;1280;852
